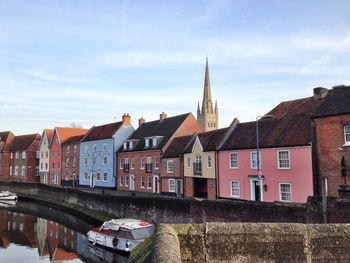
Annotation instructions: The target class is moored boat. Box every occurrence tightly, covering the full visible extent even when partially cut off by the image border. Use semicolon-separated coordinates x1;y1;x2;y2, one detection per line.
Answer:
0;191;18;201
87;218;155;252
0;200;17;208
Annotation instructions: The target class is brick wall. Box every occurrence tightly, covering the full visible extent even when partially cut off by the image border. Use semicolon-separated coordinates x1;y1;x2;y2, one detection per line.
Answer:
314;114;350;197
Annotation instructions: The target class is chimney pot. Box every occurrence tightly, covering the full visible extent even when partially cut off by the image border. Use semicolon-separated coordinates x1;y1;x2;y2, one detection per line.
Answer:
122;113;131;125
139;117;145;127
160;112;167;120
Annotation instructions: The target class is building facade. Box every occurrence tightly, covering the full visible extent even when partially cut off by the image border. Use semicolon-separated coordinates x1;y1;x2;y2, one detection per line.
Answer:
8;134;41;183
79;114;134;189
117;112;203;193
197;58;218;132
0;131;15;182
218;116;313;203
38;129;53;184
49;128;88;187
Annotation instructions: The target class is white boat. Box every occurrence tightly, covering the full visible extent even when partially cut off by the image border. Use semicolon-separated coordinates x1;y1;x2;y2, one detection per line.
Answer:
0;191;18;201
87;218;155;253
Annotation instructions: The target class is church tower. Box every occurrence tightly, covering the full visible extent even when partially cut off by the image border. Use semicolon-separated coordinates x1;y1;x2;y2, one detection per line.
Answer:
197;57;218;132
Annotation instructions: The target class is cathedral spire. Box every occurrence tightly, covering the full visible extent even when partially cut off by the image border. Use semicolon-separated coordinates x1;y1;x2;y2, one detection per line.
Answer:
202;57;213;110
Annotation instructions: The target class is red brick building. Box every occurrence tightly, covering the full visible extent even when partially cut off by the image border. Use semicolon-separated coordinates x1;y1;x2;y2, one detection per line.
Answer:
61;135;85;187
8;134;41;183
117;112;202;193
49;128;88;187
0;131;15;182
268;86;350;197
160;135;193;197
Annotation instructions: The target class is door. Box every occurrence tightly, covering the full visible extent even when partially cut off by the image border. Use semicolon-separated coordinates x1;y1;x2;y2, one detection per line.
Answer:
130;174;135;191
90;172;94;188
176;179;182;198
153;175;160;193
250;179;261;201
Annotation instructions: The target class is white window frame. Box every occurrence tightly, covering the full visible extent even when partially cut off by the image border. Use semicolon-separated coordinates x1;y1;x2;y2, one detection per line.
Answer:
15;152;19;159
145;138;149;148
120;159;124;170
277;150;290;169
130;158;135;170
9;165;12;176
15;165;19;176
103;156;108;165
140;157;145;170
103;172;108;181
344;125;350;145
250;151;261;169
207;154;212;168
152;137;157;147
279;183;292;202
154;157;159;170
84;158;88;166
103;143;107;151
123;142;127;150
230;180;240;198
140;176;145;188
93;145;97;152
84;172;88;180
167;160;174;173
229;152;238;169
96;172;101;181
125;175;129;187
168;178;175;192
187;156;191;168
21;166;26;176
120;175;124;186
84;145;88;152
147;176;152;189
22;151;26;159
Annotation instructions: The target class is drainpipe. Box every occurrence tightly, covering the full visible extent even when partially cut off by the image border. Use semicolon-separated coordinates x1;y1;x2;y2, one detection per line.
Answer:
215;150;219;199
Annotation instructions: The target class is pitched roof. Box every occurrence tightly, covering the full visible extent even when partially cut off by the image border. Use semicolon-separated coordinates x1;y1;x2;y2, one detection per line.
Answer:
53;127;88;145
45;129;54;142
9;134;41;151
184;128;229;153
61;134;85;146
266;96;322;117
120;113;192;152
162;135;194;158
311;86;350;118
82;121;123;142
219;116;311;151
0;131;11;143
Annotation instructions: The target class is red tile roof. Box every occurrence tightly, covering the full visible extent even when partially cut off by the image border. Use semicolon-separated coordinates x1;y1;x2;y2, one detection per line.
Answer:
82;121;123;142
61;134;85;146
53;127;88;145
267;97;322;117
184;128;229;153
162;135;194;158
9;134;41;151
45;129;54;142
219;115;311;150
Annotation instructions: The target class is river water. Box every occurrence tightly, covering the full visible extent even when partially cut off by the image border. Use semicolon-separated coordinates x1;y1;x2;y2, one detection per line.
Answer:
0;200;129;263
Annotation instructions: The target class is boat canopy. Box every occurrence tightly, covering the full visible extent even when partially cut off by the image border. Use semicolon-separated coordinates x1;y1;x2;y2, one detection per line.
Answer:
101;219;153;231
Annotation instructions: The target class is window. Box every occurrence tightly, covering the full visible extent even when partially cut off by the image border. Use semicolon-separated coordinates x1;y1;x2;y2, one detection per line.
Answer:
194;155;202;174
10;166;12;176
65;171;69;180
167;160;174;173
45;163;48;170
65;157;69;168
130;158;135;169
154;157;159;169
129;141;133;149
152;137;157;147
123;142;127;150
345;125;350;145
67;146;70;153
278;150;290;169
187;157;191;168
46;151;48;158
120;175;124;186
280;183;292;202
21;166;26;176
207;155;212;168
57;151;60;157
93;145;97;152
103;144;107;151
103;156;108;165
10;152;13;159
120;159;124;170
168;179;175;192
146;157;152;171
57;163;60;169
96;173;101;181
147;176;152;189
52;163;55;169
73;145;77;152
230;153;238;168
84;145;88;152
41;163;43;170
72;157;76;168
84;158;88;166
140;158;145;169
22;151;26;159
250;152;261;169
92;157;96;165
125;175;129;187
15;166;19;176
230;181;240;197
41;152;44;158
103;172;107;181
145;139;149;148
140;176;145;188
15;152;19;159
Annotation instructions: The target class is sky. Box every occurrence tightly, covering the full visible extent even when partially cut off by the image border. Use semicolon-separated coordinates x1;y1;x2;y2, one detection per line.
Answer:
1;0;350;135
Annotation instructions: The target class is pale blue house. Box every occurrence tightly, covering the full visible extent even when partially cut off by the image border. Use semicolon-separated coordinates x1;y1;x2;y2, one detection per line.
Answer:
79;114;134;189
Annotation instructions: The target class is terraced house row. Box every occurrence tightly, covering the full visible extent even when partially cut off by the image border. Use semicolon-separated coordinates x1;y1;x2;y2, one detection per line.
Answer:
0;61;349;203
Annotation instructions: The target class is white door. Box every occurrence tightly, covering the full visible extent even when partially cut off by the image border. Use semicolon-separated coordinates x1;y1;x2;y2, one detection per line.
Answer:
130;174;135;191
250;178;261;201
153;175;160;193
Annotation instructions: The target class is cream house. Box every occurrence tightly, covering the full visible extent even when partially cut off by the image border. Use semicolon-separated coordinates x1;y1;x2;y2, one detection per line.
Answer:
39;129;53;184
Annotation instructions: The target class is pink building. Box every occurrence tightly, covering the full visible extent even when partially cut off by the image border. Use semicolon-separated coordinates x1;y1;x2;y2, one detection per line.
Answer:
218;116;313;203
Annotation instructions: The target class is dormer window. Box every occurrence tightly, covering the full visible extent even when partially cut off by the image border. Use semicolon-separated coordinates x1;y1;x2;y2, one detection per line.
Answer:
145;138;150;148
123;142;127;150
152;137;157;147
129;141;133;149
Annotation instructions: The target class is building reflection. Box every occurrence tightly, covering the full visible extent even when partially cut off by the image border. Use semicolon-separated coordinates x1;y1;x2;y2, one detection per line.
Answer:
0;209;128;262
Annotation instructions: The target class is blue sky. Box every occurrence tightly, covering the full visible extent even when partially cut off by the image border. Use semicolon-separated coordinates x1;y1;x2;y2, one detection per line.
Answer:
1;0;350;135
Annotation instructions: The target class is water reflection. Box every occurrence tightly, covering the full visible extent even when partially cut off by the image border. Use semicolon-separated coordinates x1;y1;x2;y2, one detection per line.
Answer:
0;201;129;263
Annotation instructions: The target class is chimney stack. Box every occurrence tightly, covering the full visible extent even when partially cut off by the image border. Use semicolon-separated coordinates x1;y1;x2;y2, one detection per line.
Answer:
160;112;167;121
122;113;131;125
139;117;145;127
313;87;328;99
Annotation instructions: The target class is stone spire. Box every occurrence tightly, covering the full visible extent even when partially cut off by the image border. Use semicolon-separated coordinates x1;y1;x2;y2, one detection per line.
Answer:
197;57;219;132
